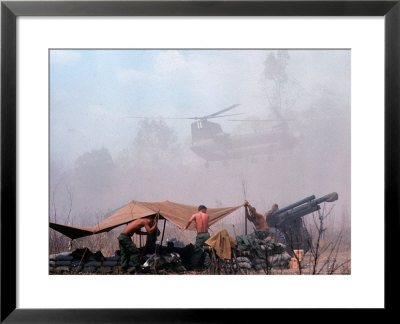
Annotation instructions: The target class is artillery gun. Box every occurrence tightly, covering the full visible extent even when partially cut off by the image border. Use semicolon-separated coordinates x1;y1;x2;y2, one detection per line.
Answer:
267;192;338;255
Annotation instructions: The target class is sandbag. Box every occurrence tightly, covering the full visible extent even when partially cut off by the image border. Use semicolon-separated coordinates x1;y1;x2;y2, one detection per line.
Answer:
50;252;73;261
71;248;93;262
103;261;118;267
55;260;72;266
236;257;251;263
267;252;291;268
71;260;83;267
84;261;101;268
236;233;286;259
238;262;252;269
70;266;83;273
93;251;105;261
104;256;120;262
252;258;267;266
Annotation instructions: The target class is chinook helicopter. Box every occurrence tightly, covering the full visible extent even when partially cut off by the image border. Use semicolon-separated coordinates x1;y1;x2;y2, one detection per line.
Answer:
129;104;298;166
187;104;297;164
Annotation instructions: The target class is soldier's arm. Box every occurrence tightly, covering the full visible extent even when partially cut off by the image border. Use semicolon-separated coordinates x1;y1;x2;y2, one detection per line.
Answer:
184;214;196;230
144;217;158;234
248;204;264;218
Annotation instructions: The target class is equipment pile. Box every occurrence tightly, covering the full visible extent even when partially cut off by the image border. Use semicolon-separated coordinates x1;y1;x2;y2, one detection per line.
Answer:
142;251;186;274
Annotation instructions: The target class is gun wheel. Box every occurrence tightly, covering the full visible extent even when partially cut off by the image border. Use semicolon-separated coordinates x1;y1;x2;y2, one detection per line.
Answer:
267;227;287;246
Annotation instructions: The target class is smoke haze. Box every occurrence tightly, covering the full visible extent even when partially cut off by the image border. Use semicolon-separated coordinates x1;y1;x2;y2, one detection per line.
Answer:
50;49;350;234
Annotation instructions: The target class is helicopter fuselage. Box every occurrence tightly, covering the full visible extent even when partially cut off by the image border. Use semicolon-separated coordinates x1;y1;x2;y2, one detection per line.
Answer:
190;130;297;162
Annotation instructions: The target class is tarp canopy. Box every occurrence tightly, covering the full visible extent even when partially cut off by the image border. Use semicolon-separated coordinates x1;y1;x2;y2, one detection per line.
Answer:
50;200;242;240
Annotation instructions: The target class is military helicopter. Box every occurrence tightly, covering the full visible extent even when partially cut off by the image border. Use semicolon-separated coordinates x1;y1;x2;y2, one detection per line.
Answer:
128;104;298;166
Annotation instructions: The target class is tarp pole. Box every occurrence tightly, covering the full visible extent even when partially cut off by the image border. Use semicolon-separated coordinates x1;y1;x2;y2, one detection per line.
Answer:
160;218;166;248
245;206;248;235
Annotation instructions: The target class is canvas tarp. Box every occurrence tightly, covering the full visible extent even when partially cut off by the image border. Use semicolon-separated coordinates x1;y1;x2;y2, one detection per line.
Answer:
50;200;242;240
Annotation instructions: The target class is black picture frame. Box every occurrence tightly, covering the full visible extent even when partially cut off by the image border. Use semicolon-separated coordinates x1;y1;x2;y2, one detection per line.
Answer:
1;0;398;322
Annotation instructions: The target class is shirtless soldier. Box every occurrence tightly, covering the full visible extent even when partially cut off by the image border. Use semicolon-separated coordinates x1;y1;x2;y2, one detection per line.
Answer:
244;200;270;239
118;214;158;273
183;205;211;269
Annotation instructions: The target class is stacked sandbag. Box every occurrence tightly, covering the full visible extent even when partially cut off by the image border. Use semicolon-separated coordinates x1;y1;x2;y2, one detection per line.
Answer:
235;256;252;270
49;252;74;274
252;258;267;271
267;252;291;268
49;249;122;274
250;252;291;270
234;234;291;271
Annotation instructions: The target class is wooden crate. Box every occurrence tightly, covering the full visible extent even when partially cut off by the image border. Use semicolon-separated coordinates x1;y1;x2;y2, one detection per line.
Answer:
289;258;298;269
293;249;304;262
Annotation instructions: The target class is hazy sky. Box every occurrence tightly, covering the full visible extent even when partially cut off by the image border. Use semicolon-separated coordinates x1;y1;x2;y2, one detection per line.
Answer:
50;49;350;166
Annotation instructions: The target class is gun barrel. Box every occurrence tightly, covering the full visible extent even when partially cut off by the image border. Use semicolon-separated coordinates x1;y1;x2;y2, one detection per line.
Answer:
278;204;321;225
281;201;317;217
314;192;338;205
275;192;338;226
274;195;315;215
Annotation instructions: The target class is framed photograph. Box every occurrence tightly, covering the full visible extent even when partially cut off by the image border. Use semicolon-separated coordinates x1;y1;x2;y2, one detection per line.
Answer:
1;0;398;321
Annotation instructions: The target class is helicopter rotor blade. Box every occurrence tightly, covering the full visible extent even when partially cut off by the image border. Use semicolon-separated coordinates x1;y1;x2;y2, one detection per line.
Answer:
225;119;293;122
206;113;244;119
125;116;198;120
125;104;240;120
125;116;152;119
202;104;240;119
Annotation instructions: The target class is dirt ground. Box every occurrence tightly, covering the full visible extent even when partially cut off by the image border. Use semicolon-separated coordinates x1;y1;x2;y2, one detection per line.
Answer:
181;249;351;275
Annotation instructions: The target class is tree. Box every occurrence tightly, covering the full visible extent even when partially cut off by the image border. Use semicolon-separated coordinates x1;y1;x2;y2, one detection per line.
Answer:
133;118;177;150
301;205;351;275
264;50;290;117
264;50;290;84
74;147;114;185
131;118;180;163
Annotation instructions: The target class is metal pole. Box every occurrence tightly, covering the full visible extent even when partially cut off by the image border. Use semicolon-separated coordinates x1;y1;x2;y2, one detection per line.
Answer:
160;218;167;248
244;206;248;235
